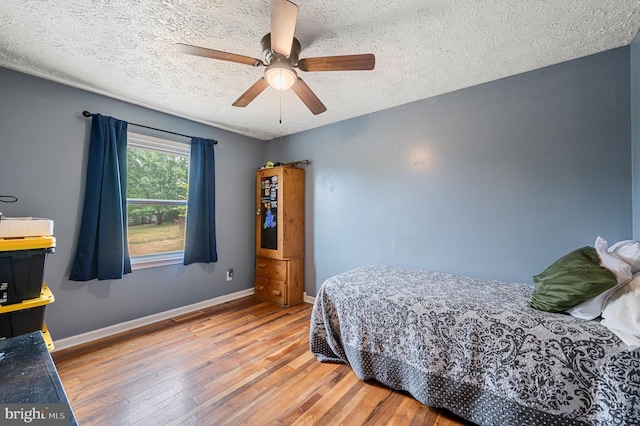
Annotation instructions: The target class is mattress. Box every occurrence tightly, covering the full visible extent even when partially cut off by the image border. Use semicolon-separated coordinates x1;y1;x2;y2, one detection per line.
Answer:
310;265;640;426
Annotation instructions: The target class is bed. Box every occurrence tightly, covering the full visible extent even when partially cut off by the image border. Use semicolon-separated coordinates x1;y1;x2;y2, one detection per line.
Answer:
310;264;640;426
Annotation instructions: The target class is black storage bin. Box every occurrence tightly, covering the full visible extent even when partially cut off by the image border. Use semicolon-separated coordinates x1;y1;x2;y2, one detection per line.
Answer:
0;244;54;306
0;306;46;338
0;283;54;344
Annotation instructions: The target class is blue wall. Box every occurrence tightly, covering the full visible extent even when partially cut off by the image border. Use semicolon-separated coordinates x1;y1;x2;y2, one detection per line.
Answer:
268;47;633;296
0;67;265;339
632;32;640;239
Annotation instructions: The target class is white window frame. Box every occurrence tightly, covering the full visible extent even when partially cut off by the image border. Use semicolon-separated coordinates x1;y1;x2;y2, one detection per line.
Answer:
127;132;190;270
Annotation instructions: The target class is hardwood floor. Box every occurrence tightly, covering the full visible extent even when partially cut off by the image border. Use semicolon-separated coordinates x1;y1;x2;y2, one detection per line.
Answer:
53;296;471;425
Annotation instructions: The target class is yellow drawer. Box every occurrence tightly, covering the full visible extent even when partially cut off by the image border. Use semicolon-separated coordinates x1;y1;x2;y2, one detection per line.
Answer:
256;257;287;280
254;276;286;306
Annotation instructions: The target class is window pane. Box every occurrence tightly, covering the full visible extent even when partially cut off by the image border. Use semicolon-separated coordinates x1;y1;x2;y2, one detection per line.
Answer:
127;204;186;256
127;142;189;258
127;148;188;201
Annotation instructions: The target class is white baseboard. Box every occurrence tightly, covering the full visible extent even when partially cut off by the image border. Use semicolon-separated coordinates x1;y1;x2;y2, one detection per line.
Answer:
53;289;317;352
52;288;255;352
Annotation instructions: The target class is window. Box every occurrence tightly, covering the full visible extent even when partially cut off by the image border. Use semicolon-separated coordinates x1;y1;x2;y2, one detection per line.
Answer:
127;132;190;269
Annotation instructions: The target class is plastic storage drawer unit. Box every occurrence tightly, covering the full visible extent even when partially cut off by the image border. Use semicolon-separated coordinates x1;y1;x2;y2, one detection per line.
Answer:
0;282;54;340
0;235;55;306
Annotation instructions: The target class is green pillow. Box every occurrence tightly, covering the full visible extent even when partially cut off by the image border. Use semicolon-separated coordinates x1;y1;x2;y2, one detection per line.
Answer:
529;246;617;313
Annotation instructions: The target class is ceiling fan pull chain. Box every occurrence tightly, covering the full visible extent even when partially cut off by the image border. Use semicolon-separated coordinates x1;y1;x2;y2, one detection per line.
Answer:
279;87;283;124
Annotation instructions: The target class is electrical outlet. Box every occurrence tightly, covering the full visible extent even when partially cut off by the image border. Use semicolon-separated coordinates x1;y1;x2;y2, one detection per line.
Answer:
226;269;233;281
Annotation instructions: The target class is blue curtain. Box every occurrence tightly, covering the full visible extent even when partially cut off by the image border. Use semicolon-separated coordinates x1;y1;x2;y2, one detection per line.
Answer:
70;114;132;281
184;137;218;265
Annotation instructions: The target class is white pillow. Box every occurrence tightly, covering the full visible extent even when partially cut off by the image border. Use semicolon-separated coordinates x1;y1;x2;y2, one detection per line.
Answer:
565;237;632;320
595;237;632;285
600;274;640;350
565;282;627;320
609;240;640;274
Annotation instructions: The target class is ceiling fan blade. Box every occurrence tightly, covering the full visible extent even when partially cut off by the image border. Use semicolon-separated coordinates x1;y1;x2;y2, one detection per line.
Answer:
291;78;327;115
271;0;298;57
176;43;263;67
232;78;270;107
297;54;375;72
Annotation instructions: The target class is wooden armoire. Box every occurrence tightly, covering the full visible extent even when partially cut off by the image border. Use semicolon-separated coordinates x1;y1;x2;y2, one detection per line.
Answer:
254;166;304;306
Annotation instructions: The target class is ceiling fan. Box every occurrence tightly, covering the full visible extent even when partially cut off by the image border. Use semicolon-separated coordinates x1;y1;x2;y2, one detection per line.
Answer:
176;0;375;115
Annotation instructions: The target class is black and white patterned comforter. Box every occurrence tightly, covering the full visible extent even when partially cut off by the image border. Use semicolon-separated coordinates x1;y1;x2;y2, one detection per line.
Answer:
310;265;640;426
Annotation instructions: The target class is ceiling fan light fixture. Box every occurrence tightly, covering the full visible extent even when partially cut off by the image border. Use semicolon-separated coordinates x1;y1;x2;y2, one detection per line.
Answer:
264;61;297;90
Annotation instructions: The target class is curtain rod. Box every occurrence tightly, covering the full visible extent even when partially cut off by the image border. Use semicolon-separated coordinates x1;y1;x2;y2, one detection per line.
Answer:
82;111;218;144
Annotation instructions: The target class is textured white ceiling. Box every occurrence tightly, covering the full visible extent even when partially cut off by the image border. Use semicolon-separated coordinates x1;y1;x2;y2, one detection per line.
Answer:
1;0;639;140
